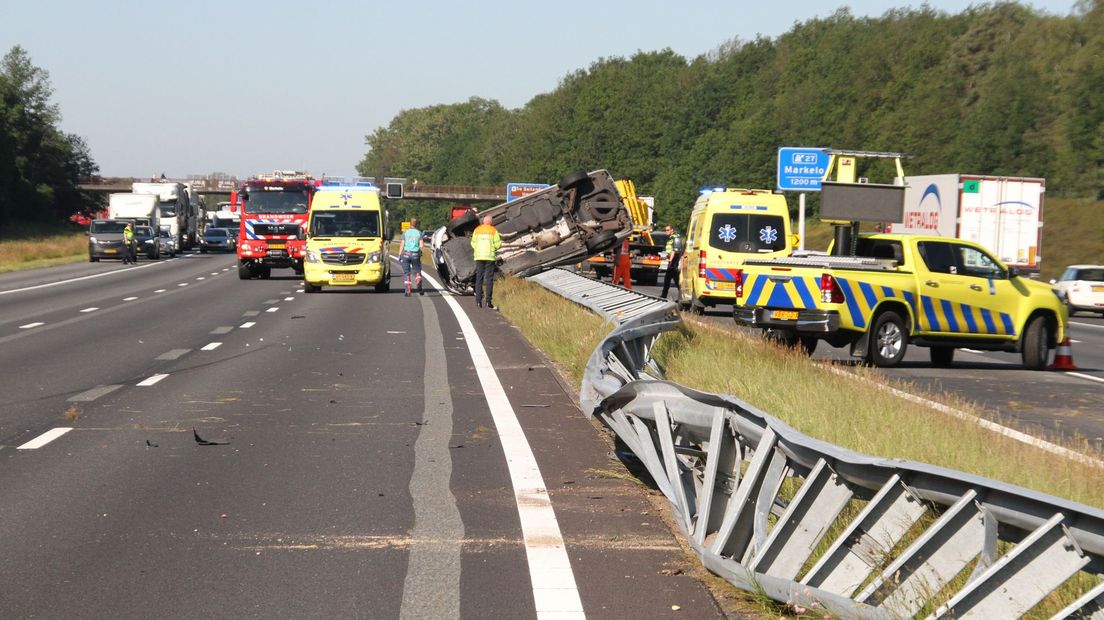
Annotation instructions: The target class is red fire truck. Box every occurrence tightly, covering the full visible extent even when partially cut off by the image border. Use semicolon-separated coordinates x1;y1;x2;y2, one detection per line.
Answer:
236;171;316;279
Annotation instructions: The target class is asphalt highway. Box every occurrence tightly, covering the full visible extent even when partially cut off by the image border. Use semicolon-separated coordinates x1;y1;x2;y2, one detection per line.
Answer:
636;284;1104;449
0;254;722;619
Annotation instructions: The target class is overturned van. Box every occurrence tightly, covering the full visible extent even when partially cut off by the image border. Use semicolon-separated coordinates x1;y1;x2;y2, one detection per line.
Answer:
433;169;633;294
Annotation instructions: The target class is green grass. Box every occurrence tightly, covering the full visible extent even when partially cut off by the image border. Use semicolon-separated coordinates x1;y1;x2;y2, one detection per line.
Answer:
0;231;87;272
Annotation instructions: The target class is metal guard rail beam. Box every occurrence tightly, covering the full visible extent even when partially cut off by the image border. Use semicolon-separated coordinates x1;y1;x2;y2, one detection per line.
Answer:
530;268;1104;619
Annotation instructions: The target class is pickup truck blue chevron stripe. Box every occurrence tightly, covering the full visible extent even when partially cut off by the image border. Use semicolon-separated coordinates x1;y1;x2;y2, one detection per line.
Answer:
732;234;1067;369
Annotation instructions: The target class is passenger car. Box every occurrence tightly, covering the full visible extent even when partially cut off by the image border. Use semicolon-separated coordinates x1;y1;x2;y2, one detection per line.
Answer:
133;225;160;259
432;169;633;294
1052;265;1104;316
200;227;236;253
157;226;177;257
87;219;129;261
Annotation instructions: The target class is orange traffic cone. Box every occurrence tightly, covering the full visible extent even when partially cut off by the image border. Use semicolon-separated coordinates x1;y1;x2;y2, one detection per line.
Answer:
1049;337;1078;370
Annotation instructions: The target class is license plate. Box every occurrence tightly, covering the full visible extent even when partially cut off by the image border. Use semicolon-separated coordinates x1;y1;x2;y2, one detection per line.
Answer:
268;243;286;249
772;310;799;320
1093;285;1104;293
712;281;735;291
333;273;355;283
105;249;117;254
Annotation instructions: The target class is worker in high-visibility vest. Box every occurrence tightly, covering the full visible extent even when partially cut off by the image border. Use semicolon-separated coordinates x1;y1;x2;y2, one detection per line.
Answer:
471;215;502;309
612;237;632;289
122;222;136;265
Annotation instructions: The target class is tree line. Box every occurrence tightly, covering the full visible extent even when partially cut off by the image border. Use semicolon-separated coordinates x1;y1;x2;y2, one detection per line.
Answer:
358;2;1104;229
0;46;98;233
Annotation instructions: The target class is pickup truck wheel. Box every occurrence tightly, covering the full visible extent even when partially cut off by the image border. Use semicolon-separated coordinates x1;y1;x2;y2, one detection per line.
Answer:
1021;315;1049;370
930;346;955;367
558;170;588;190
868;311;908;367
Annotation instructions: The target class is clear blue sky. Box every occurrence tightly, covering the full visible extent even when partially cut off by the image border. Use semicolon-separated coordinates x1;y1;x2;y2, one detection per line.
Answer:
1;0;1078;179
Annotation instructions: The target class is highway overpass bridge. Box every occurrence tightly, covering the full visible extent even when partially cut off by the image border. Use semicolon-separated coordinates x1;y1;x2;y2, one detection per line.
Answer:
77;177;508;203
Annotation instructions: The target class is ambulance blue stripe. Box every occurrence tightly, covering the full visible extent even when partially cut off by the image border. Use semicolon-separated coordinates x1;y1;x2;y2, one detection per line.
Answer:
1000;313;1015;336
961;303;979;333
940;299;960;332
980;308;997;334
746;274;768;306
792;277;816;309
859;281;879;309
922;296;942;331
881;286;895;298
837;279;866;329
766;281;795;308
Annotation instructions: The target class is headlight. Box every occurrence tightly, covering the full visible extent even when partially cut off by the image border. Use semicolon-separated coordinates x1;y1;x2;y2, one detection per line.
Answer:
305;251;320;263
240;242;252;252
368;251;382;263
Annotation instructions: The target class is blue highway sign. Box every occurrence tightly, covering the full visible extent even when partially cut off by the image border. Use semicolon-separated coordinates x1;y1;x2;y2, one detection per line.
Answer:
777;147;831;192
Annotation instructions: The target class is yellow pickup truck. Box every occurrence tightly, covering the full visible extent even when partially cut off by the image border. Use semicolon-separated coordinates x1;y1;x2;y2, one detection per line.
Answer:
732;233;1067;369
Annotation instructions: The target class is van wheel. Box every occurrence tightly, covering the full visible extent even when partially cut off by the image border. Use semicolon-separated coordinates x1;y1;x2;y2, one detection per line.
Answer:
690;293;705;315
558;170;588;190
89;256;98;262
447;211;479;236
799;336;818;356
374;278;390;293
868;311;908;367
585;230;617;254
930;346;955;367
1021;315;1049;370
304;282;321;293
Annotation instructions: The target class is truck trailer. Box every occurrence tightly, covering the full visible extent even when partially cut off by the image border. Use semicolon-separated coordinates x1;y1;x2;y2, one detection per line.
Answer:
106;193;160;229
886;175;1044;272
132;182;199;251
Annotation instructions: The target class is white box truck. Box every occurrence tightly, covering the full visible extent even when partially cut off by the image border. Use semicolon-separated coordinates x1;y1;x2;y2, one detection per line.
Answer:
886;174;1044;272
107;193;160;228
132;182;198;250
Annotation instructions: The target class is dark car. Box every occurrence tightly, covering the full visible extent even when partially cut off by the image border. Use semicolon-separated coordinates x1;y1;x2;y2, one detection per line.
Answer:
88;219;129;262
200;227;235;253
133;225;161;259
432;169;633;293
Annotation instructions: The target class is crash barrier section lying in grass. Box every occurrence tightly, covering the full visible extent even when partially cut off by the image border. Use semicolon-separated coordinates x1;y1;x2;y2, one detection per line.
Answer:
529;268;1104;619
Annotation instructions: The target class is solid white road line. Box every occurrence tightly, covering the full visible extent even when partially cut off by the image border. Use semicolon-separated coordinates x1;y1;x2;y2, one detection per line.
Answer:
67;384;123;402
201;342;222;351
419;267;585;618
79;307;99;313
240;322;256;329
1071;321;1104;330
19;322;45;329
1068;372;1104;385
0;260;166;297
18;428;73;450
136;374;169;387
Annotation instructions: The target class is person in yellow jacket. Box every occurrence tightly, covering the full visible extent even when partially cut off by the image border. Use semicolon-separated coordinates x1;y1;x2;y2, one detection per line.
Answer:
122;222;136;265
470;215;502;309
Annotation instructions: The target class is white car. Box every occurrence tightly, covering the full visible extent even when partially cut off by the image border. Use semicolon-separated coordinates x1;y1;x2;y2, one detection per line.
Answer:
1052;264;1104;316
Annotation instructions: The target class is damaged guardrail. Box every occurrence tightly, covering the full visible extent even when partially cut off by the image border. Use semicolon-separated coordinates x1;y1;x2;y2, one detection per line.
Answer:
531;268;1104;619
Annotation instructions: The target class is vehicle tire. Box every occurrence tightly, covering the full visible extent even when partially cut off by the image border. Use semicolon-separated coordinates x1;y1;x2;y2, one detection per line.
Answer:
374;278;390;293
558;170;588;190
799;336;818;356
585;230;617;254
690;293;706;315
1021;315;1049;370
258;266;272;279
89;256;97;262
930;346;955;367
446;211;479;236
201;248;207;254
304;282;321;293
292;263;304;275
867;310;908;368
238;262;252;280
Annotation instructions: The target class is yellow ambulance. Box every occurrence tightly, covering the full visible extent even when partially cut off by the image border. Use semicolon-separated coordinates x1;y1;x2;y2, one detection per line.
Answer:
302;183;391;293
678;188;794;313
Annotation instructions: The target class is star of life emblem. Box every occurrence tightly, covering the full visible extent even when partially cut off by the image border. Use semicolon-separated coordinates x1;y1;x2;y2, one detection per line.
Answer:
717;224;737;243
340;192;353;202
759;225;778;244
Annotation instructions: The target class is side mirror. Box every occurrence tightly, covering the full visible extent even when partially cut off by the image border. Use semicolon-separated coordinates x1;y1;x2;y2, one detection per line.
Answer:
386;227;395;240
1008;266;1020;279
297;227;307;241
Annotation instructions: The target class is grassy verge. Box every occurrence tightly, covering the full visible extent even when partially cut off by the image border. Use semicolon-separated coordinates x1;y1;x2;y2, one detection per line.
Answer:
496;276;1104;507
0;232;87;273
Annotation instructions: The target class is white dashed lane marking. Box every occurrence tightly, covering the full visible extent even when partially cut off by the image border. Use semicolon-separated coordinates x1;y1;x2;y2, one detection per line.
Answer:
240;322;256;329
136;374;169;387
156;349;191;361
19;322;45;329
201;342;222;351
210;326;234;335
177;283;188;287
243;310;260;317
284;297;294;301
123;297;138;301
79;307;99;313
196;277;205;280
154;289;166;293
266;307;279;313
17;428;73;450
67;384;123;402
